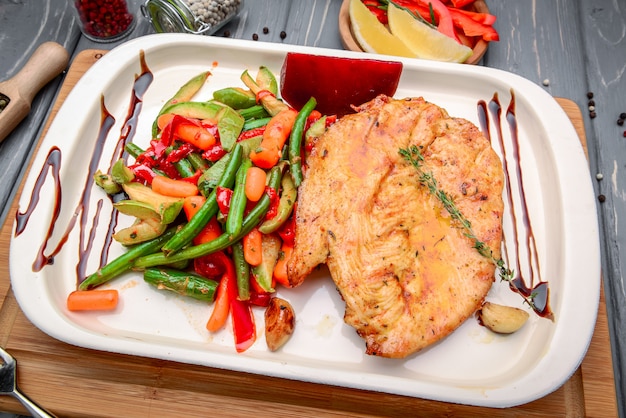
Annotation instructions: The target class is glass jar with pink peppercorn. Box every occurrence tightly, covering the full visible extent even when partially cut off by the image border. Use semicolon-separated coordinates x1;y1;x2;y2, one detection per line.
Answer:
73;0;136;42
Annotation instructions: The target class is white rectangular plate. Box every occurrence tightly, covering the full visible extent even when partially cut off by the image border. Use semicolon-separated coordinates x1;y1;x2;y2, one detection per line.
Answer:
10;34;601;408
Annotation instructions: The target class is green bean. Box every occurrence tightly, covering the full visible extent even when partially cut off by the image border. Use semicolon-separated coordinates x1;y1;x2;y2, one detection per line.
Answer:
187;152;209;171
226;158;252;238
144;267;218;302
134;166;282;269
238;105;269;120
79;228;177;290
125;143;144;158
289;97;317;187
258;172;297;234
174;157;196;178
161;144;243;255
232;241;250;301
243;117;271;131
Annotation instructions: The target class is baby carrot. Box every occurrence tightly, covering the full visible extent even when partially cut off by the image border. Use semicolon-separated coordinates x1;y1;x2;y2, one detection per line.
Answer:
206;275;230;332
243;227;263;266
157;113;176;131
176;123;216;150
245;166;267;202
273;243;293;287
249;108;298;169
183;195;206;220
67;289;119;311
152;175;199;198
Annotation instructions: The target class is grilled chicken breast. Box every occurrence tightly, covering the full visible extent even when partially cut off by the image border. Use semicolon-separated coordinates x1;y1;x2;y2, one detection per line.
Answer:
286;95;504;358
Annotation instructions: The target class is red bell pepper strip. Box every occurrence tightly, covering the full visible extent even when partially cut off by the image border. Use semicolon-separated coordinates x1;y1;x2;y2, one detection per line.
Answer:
452;7;496;26
166;142;196;163
448;7;499;41
248;290;272;307
277;214;295;247
194;250;229;281
449;0;475;8
263;186;280;220
237;127;266;141
179;169;203;185
406;0;461;43
202;143;228;162
216;186;233;216
128;163;157;184
231;297;256;353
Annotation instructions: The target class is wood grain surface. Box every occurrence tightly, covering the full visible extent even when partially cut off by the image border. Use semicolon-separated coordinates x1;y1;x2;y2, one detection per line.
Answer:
0;49;617;418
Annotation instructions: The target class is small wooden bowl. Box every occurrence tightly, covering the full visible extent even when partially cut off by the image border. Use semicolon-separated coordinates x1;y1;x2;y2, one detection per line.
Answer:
338;0;490;65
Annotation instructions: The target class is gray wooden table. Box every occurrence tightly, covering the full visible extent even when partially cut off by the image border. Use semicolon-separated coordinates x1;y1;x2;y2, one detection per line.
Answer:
1;0;624;415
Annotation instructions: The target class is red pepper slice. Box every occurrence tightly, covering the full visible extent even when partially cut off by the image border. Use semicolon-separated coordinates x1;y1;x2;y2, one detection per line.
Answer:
166;142;196;163
237;127;266;142
264;186;280;220
231;297;256;353
128;163;157;184
451;7;496;26
216;186;233;216
277;215;296;247
449;0;475;8
194;250;228;281
448;7;499;41
179;169;203;185
202;143;228;162
248;291;272;307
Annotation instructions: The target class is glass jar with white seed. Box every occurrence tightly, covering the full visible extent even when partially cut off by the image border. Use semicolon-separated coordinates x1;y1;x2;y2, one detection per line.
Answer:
142;0;242;35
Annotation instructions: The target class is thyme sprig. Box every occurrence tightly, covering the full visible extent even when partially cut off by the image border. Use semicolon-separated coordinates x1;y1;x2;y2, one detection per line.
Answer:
399;145;538;310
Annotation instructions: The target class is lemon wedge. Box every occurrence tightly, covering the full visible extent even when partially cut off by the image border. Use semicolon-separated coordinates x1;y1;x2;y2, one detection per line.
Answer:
349;0;415;58
387;3;473;63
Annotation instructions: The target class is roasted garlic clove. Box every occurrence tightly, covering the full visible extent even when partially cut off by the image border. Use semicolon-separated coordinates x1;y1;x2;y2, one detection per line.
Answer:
265;297;296;351
478;302;529;334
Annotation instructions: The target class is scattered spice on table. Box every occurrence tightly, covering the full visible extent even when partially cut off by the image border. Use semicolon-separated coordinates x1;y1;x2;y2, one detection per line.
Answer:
263;27;269;34
598;194;606;203
253;33;259;40
587;91;594;99
280;31;287;39
596;173;604;181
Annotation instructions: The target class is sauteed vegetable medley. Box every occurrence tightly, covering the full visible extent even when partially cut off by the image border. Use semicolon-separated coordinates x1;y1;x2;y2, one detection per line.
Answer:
68;65;332;353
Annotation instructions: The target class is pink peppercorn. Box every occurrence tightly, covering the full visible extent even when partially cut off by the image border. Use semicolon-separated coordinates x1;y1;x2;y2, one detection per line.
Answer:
73;0;135;41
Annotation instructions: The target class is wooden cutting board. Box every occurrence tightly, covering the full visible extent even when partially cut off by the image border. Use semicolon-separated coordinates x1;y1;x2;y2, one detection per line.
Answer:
0;50;617;417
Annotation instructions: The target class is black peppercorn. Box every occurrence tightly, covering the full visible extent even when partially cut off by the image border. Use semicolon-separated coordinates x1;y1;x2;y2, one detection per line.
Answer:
263;27;269;34
280;30;287;39
588;100;595;106
598;194;606;203
618;119;624;126
587;92;594;99
252;33;259;40
223;30;231;37
621;112;626;119
590;111;597;118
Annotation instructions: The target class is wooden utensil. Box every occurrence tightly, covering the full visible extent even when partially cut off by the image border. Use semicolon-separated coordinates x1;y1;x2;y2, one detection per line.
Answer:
0;42;69;143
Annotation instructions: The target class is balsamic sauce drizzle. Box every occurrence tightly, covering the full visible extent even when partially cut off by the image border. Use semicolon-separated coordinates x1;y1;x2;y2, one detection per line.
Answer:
100;51;154;271
478;91;553;319
16;50;154;284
